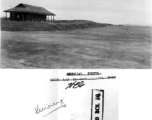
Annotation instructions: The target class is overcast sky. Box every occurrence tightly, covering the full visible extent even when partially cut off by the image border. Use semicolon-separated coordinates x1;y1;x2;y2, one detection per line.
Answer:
1;0;152;25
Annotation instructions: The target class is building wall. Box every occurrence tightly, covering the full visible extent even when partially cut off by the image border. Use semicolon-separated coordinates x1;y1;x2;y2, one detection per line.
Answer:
10;12;47;22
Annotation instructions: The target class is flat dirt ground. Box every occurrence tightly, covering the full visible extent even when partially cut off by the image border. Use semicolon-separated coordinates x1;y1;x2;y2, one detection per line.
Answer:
1;26;151;68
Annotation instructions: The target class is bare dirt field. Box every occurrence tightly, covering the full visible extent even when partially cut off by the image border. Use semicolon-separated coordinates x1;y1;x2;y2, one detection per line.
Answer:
1;26;151;68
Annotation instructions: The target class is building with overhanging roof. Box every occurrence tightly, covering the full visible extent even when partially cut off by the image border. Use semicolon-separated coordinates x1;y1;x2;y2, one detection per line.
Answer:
4;3;56;22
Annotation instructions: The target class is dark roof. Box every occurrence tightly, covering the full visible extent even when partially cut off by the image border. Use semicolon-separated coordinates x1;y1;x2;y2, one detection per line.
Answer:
4;3;55;16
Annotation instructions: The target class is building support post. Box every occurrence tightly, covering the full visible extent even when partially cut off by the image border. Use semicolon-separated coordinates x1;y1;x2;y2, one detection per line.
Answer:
6;12;7;19
22;13;24;21
10;13;11;20
53;16;54;22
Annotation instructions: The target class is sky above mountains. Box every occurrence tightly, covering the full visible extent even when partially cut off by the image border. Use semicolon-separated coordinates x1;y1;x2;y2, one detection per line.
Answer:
1;0;152;25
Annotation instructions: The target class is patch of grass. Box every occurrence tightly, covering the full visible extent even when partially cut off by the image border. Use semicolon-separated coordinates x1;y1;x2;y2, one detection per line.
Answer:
1;25;151;68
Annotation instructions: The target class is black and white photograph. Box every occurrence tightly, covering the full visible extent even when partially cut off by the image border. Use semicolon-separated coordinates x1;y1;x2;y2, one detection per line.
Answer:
0;1;152;120
1;0;151;69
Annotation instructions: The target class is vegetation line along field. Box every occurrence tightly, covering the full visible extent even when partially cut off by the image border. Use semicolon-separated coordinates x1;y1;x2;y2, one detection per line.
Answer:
1;19;111;31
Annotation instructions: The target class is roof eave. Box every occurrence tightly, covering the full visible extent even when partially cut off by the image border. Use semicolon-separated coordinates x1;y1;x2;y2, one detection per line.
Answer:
4;10;56;16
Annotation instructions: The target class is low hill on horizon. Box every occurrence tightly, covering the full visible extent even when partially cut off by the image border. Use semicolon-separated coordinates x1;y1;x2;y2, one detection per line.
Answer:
1;19;112;31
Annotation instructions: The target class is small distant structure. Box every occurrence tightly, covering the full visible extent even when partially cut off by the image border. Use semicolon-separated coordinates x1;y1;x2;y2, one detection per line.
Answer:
4;3;55;22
